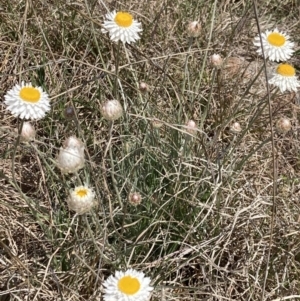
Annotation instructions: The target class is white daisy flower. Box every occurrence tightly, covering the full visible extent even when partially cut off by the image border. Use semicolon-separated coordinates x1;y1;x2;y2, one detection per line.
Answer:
67;185;95;214
101;11;142;44
103;268;153;301
269;63;300;92
4;82;50;120
254;28;294;62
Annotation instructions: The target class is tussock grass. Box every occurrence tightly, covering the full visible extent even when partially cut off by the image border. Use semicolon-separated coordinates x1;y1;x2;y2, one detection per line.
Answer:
1;0;300;300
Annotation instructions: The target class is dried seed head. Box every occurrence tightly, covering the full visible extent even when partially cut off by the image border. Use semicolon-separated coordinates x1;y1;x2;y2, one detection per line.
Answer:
230;122;242;134
100;99;123;121
211;54;223;69
128;192;142;206
187;21;201;38
21;122;36;142
276;117;291;134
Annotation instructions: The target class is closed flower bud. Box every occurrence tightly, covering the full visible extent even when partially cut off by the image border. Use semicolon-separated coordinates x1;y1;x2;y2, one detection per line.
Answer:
139;82;149;93
57;136;85;174
21;122;36;142
67;185;95;214
230;122;242;134
211;54;223;69
187;21;201;38
186;120;197;135
64;106;76;120
100;99;123;121
128;192;142;206
276;117;291;134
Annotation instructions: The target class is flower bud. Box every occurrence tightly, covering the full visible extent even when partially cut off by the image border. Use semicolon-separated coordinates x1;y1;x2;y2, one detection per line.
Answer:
230;122;242;134
64;106;76;120
139;82;149;93
100;99;123;121
276;117;291;134
57;136;85;174
187;21;201;38
20;122;36;142
211;54;223;69
186;120;197;135
128;192;142;206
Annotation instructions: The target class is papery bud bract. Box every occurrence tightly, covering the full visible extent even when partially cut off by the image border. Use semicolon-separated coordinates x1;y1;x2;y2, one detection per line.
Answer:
276;117;291;134
186;120;197;135
21;122;36;142
230;122;242;134
187;21;201;38
100;99;123;121
64;106;76;120
57;136;85;174
128;192;142;206
63;136;84;149
211;54;223;69
139;82;149;93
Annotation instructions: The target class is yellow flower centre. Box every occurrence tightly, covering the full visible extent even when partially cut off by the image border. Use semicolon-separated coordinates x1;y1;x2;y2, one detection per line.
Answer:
118;276;141;295
276;64;295;77
267;32;286;47
19;87;41;103
114;12;133;28
76;188;88;198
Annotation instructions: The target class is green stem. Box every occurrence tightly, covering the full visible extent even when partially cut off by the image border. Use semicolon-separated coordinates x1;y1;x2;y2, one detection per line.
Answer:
194;0;217;106
113;42;121;99
108;121;122;208
11;120;37;214
200;68;217;130
179;37;193;121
